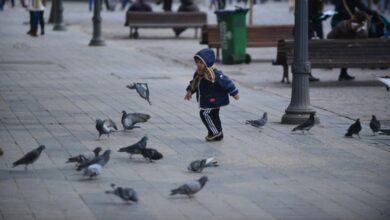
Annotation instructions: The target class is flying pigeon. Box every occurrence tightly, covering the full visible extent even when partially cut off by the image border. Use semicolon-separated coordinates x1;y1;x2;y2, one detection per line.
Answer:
369;115;381;136
126;83;152;105
77;150;111;171
345;118;362;138
246;112;268;128
66;147;102;165
83;164;102;179
170;176;208;198
13;145;45;171
118;136;148;158
292;112;315;134
188;157;218;173
96;118;118;138
105;184;138;204
140;148;163;162
121;111;151;130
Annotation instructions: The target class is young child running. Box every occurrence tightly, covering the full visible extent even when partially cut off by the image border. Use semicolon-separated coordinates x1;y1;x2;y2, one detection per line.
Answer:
184;48;240;142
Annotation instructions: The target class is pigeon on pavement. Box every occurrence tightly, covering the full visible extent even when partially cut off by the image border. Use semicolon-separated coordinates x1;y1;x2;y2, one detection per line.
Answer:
170;176;208;197
246;112;268;128
66;147;102;165
121;111;150;130
369;115;381;136
126;83;152;105
77;150;111;171
105;184;138;204
13;145;45;171
188;157;218;172
83;164;102;179
345;118;362;138
96;118;118;138
140;148;163;162
292;112;315;134
118;136;148;158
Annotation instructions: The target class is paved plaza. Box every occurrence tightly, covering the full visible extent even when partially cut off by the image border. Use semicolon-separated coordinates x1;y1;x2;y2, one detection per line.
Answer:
0;1;390;220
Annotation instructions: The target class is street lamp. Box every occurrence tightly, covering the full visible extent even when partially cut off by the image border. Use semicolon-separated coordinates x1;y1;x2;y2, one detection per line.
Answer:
281;0;318;124
89;0;105;46
53;0;66;31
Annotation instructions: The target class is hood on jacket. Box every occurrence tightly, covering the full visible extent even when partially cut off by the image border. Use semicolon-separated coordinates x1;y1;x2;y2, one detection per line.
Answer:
194;48;215;68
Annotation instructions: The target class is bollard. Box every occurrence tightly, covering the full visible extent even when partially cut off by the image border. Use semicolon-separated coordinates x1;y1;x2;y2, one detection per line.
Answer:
89;0;106;46
53;0;67;31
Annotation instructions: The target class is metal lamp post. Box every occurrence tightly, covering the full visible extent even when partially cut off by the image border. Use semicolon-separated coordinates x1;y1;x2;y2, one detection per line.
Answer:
89;0;105;46
53;0;66;31
281;0;318;124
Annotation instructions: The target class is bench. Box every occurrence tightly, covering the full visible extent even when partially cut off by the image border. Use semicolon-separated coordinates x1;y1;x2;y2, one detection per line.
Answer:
273;38;390;83
126;12;207;39
200;24;294;59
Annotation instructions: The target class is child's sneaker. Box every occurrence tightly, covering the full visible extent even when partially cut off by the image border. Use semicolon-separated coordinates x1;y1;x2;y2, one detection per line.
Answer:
205;132;223;142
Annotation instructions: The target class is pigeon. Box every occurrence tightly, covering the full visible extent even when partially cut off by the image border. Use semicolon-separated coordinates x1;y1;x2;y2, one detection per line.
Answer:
246;112;268;128
118;136;148;158
126;83;152;105
13;145;45;171
170;176;208;198
345;118;362;138
83;164;102;179
77;150;111;171
140;148;163;162
121;111;151;130
105;184;138;204
66;147;102;165
188;157;218;173
96;118;118;138
292;112;315;134
369;115;381;136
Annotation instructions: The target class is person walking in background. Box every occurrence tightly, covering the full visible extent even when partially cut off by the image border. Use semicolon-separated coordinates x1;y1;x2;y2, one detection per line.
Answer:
0;0;15;11
307;0;332;82
184;48;240;142
327;11;370;81
124;0;152;38
23;0;45;37
330;0;378;81
173;0;199;37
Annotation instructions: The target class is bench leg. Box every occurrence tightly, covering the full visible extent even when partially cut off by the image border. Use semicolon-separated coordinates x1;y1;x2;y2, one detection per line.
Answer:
281;64;290;83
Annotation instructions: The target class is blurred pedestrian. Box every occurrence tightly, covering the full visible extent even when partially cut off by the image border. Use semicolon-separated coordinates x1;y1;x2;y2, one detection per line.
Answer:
327;11;369;81
173;0;199;37
23;0;45;37
125;0;152;38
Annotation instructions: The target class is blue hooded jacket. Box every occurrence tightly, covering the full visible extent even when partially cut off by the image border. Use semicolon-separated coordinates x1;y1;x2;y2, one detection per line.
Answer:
187;48;239;109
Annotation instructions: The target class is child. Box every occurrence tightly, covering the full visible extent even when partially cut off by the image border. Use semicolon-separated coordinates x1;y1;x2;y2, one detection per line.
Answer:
184;48;240;142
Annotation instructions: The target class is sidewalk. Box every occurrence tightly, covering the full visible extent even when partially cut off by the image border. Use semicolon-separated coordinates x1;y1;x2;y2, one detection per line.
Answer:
0;1;390;220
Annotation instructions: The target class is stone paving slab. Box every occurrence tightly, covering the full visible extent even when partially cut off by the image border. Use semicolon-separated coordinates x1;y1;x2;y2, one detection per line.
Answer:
0;1;390;220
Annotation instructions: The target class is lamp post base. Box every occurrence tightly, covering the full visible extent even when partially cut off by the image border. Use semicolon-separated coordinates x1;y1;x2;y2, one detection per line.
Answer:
89;39;106;46
281;112;320;124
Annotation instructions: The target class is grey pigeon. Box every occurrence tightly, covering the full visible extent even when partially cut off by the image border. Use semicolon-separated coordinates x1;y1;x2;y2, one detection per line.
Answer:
96;118;118;138
105;184;138;204
66;147;102;165
292;112;315;134
126;83;152;105
188;157;218;172
77;149;111;171
140;148;163;162
121;111;150;130
83;164;102;179
118;136;148;158
246;112;268;128
345;118;362;138
13;145;45;171
170;176;208;198
369;115;381;136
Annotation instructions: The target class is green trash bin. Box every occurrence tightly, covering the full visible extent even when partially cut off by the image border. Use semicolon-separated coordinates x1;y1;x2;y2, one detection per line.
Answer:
215;8;251;65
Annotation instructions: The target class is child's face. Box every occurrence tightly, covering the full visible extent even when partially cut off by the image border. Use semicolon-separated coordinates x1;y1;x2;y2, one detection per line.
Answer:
195;59;206;75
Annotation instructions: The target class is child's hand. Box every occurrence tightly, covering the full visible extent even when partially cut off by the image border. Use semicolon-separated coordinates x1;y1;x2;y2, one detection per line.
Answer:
184;91;192;101
233;94;240;100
